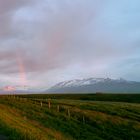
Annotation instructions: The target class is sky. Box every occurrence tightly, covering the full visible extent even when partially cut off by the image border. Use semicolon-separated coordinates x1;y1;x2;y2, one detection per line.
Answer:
0;0;140;89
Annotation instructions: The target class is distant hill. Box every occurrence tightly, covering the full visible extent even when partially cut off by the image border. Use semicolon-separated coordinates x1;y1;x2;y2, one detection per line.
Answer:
0;85;42;94
47;78;140;93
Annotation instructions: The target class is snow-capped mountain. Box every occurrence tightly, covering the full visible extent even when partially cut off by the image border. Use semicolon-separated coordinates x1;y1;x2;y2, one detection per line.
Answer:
53;78;127;88
47;78;140;93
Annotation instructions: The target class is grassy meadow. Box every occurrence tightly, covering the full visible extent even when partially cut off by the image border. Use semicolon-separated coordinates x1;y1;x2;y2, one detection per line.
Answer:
0;94;140;140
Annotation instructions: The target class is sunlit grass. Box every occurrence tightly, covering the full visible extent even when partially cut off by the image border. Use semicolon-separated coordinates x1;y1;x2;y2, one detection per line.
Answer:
0;94;140;140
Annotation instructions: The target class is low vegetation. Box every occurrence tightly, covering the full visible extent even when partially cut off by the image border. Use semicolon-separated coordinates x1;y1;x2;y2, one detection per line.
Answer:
0;94;140;140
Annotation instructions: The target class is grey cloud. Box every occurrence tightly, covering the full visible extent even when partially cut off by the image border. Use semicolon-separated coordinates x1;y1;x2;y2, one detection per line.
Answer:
1;0;101;71
0;0;135;72
0;0;140;87
0;0;35;38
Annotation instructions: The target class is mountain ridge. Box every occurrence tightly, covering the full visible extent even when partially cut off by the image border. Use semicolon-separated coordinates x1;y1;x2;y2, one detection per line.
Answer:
47;78;140;93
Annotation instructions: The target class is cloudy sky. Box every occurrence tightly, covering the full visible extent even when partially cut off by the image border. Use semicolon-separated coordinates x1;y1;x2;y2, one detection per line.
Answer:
0;0;140;89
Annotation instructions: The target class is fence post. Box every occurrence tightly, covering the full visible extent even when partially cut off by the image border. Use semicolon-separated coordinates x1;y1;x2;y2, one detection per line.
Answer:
57;105;60;112
83;116;85;124
48;99;51;109
40;101;43;107
67;108;70;118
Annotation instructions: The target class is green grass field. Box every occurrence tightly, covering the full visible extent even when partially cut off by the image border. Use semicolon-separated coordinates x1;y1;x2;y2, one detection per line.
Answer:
0;94;140;140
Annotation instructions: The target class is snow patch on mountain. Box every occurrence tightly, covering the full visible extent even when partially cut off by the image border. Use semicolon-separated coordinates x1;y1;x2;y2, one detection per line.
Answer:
52;78;129;89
